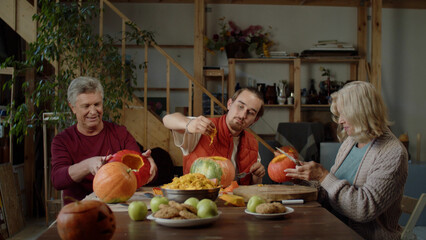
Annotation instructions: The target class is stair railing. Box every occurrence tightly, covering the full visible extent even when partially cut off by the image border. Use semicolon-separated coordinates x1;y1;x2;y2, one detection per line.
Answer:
99;0;274;153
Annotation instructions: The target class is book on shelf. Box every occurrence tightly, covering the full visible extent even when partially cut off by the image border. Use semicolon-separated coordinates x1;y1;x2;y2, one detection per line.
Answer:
312;40;354;51
300;49;359;57
309;46;355;51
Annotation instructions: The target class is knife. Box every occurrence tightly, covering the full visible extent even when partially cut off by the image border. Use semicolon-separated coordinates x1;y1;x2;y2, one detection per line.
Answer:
281;199;304;205
275;147;301;166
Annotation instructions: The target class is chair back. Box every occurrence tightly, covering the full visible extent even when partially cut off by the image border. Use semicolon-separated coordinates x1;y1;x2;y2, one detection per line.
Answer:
401;193;426;240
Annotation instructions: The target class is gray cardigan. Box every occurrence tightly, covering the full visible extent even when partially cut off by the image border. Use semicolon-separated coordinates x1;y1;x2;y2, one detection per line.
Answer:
320;129;408;240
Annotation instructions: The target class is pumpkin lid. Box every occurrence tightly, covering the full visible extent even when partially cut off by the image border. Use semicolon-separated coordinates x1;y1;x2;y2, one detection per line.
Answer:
61;200;104;213
271;154;289;163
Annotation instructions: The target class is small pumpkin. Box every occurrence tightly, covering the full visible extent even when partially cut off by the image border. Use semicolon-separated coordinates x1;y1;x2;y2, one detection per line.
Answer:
276;146;299;159
268;152;297;183
57;200;115;240
93;162;137;203
190;156;235;187
108;149;151;188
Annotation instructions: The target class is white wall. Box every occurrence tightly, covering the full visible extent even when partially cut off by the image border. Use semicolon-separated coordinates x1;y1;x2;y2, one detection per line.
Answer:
381;8;426;161
104;3;426;161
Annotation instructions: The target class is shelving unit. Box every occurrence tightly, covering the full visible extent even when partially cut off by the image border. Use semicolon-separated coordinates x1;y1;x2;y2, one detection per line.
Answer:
227;57;366;123
203;68;227;105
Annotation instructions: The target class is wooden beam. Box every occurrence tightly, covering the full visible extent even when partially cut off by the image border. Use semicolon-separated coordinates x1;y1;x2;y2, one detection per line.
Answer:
193;0;205;116
293;58;301;122
371;0;382;91
107;0;426;9
357;4;367;59
144;42;148;145
166;59;170;113
24;65;35;217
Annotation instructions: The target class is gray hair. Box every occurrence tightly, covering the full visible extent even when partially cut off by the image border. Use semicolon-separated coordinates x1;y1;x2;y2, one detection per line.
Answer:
67;76;104;106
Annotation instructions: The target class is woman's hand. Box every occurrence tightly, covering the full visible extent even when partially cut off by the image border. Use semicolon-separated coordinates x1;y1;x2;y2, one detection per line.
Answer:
142;149;158;183
284;161;329;182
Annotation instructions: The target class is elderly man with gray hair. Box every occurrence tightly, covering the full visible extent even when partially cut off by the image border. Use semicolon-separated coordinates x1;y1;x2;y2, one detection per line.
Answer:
51;76;157;205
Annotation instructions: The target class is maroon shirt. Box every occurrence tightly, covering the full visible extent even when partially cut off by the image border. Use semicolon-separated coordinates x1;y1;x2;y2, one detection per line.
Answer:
51;121;139;204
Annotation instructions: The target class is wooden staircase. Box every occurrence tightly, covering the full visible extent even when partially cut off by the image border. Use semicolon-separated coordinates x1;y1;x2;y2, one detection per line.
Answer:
1;0;36;43
0;0;273;167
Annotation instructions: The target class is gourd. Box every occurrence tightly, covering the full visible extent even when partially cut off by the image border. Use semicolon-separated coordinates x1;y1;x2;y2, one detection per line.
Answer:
57;200;115;240
93;162;137;203
190;156;235;187
268;151;297;183
108;149;151;188
219;194;245;207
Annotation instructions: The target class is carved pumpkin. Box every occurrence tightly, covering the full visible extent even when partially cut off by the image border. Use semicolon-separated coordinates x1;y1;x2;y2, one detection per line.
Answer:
276;146;299;159
57;200;115;240
108;149;151;188
93;162;137;203
268;152;297;183
190;156;235;187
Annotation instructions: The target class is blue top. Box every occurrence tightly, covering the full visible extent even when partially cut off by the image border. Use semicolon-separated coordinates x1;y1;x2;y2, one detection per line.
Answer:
334;142;371;184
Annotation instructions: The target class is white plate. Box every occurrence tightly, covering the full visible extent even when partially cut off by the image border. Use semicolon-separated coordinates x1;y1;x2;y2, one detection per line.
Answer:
244;207;294;219
147;211;221;227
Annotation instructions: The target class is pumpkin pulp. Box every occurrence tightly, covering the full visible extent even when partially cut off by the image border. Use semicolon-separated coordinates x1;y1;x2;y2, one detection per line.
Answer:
121;154;144;171
109;150;151;188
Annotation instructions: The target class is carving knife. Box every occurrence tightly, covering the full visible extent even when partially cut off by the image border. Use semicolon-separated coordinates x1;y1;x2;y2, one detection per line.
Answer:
275;147;301;166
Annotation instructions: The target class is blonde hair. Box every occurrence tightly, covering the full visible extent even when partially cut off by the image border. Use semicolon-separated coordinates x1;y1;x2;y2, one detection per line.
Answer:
330;81;391;143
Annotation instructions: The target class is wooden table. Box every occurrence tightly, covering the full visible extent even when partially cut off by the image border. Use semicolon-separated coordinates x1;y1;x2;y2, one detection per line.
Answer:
38;205;362;239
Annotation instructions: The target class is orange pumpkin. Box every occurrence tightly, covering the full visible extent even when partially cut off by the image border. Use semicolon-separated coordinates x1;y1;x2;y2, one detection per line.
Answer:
93;162;137;203
268;153;297;183
108;149;151;188
276;146;299;159
190;156;235;187
57;200;115;240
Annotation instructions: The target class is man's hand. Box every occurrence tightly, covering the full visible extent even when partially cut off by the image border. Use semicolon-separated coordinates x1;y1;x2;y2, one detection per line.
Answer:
284;161;329;182
86;155;110;175
69;154;111;182
142;149;158;183
250;162;265;184
186;116;216;136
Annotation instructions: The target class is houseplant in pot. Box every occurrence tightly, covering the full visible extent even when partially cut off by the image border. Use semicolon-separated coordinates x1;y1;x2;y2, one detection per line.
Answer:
0;0;155;141
204;17;273;58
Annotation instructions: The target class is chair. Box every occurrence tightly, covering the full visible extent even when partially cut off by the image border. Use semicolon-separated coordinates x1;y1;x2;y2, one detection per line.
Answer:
401;193;426;240
275;122;324;162
43;112;69;225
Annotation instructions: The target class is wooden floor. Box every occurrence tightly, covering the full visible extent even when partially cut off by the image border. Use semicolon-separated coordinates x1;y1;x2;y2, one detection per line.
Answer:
6;218;49;240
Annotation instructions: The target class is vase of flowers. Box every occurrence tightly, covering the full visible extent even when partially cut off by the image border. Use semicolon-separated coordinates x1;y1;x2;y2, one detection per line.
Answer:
204;17;273;58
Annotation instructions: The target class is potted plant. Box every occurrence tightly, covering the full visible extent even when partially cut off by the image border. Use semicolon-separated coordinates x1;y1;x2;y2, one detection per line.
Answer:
204;17;273;58
0;0;155;141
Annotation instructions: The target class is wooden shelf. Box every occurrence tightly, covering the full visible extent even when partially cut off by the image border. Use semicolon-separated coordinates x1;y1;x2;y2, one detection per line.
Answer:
227;57;365;123
230;58;296;63
203;69;224;77
265;104;294;108
302;104;331;108
300;57;361;63
203;68;227;104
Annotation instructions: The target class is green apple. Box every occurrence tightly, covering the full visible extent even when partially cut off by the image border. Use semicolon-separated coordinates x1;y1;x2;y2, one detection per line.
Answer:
197;199;218;218
184;197;199;209
247;195;266;213
150;196;169;213
128;201;148;221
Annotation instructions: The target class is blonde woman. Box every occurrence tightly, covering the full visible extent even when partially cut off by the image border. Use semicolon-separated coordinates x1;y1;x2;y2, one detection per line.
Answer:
285;81;408;240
